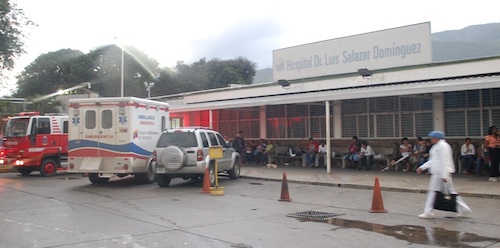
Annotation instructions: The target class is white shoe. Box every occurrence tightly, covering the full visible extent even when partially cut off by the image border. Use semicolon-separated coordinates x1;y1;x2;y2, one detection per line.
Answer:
488;177;498;182
418;213;434;219
456;213;467;218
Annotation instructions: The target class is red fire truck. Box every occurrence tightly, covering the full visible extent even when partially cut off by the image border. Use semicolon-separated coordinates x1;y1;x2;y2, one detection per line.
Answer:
0;112;68;176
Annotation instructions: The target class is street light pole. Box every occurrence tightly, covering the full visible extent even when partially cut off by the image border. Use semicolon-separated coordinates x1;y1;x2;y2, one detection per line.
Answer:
144;82;154;99
120;46;124;97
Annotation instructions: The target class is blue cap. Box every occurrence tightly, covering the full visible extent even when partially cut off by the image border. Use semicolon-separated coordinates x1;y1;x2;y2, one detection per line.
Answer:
428;131;445;139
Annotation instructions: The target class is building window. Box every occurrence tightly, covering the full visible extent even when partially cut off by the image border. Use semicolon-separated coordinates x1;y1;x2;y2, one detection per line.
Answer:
218;108;259;139
342;95;432;139
445;89;500;137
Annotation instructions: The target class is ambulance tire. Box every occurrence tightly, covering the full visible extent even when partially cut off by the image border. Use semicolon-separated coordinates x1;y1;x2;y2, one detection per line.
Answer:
136;161;156;184
157;174;171;187
40;159;58;177
88;173;109;184
17;167;34;176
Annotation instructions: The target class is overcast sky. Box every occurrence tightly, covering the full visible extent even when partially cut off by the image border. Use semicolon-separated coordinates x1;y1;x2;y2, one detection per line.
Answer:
3;0;500;96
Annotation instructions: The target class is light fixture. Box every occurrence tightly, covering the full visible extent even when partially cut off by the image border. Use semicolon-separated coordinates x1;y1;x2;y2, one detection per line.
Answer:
277;79;290;88
357;68;372;77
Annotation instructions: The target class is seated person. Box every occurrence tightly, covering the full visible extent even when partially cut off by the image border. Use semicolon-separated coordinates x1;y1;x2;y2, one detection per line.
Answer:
244;141;256;165
254;139;266;164
305;137;319;168
387;137;412;171
420;139;432;165
343;136;360;169
411;137;426;171
460;138;476;175
358;141;375;170
263;140;274;164
475;143;489;176
316;140;327;167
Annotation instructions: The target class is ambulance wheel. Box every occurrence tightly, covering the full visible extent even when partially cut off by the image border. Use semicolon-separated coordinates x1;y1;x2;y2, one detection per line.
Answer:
17;167;34;176
157;174;171;187
88;173;109;184
136;161;156;184
40;159;58;177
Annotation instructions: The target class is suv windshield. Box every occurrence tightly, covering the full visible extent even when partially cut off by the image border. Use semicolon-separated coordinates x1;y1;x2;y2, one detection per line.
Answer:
157;132;197;148
4;118;30;137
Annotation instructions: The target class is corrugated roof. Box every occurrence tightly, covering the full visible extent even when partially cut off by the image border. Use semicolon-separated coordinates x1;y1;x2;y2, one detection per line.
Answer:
169;73;500;113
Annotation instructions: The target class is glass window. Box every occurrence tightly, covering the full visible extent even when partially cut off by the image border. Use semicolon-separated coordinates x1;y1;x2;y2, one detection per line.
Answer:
216;134;228;148
207;132;219;146
200;132;209;148
85;110;96;129
156;132;197;148
63;121;68;133
36;118;50;134
102;110;112;129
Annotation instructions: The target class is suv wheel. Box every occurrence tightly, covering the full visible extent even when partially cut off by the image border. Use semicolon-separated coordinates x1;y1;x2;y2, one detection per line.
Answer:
157;174;171;187
160;146;186;171
209;163;216;186
228;160;240;179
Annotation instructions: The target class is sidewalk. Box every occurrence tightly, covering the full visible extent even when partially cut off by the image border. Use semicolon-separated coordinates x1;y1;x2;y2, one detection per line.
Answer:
240;164;500;199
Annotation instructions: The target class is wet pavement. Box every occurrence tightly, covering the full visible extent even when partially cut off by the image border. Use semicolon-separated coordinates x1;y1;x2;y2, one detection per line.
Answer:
240;164;500;199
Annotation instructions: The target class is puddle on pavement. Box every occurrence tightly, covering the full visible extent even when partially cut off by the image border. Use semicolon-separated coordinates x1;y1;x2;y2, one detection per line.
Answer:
300;217;499;247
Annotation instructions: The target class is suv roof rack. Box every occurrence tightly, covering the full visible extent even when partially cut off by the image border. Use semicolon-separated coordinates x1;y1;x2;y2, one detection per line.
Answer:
169;126;212;130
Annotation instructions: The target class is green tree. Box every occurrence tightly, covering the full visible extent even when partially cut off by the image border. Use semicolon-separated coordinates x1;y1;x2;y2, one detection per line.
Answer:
88;44;160;97
155;57;257;96
14;49;92;97
0;0;33;77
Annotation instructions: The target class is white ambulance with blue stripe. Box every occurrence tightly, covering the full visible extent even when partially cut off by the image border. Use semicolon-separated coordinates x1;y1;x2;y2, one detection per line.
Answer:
67;97;169;184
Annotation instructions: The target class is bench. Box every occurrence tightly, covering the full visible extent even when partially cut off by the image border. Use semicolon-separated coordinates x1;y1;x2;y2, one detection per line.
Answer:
269;145;304;167
339;145;396;170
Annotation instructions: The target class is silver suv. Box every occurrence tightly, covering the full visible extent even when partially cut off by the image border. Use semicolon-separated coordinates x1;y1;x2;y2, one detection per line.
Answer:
153;127;240;187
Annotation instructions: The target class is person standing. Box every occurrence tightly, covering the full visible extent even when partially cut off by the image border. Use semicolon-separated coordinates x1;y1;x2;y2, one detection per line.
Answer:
485;126;500;182
416;131;471;219
232;131;245;164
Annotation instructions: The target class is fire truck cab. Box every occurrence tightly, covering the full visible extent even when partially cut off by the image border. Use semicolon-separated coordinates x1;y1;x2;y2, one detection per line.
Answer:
0;112;68;176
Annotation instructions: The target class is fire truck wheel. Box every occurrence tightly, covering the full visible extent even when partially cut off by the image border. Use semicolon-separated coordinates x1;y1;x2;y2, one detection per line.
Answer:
40;159;58;177
88;173;109;184
157;174;171;187
17;167;34;176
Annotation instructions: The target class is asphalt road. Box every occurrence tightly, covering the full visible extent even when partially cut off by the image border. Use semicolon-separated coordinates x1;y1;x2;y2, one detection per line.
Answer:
0;172;499;248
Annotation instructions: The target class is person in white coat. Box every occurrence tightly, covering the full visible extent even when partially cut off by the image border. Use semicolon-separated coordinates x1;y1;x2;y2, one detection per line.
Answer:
416;131;472;219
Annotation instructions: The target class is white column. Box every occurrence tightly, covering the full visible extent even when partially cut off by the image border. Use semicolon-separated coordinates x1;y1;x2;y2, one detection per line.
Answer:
209;109;213;129
325;101;331;174
259;106;266;139
333;100;342;138
432;92;445;131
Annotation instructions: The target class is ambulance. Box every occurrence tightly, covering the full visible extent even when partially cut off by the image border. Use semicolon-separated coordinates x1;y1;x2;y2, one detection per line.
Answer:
67;97;169;184
0;112;68;176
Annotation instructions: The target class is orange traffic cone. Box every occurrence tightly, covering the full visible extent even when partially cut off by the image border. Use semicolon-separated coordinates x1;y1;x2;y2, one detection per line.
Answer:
369;177;387;213
278;172;292;202
201;167;211;194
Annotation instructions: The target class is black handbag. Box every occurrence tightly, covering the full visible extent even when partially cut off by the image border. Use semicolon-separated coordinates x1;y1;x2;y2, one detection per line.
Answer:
434;182;457;212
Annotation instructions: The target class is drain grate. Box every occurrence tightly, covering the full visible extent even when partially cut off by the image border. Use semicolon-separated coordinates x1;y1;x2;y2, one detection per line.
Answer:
287;211;345;220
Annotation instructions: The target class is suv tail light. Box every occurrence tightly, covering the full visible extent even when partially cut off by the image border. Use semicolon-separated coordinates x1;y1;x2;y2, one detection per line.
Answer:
152;150;157;161
197;149;203;161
